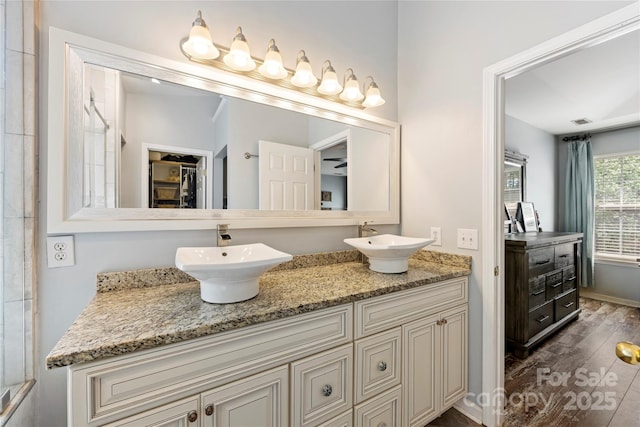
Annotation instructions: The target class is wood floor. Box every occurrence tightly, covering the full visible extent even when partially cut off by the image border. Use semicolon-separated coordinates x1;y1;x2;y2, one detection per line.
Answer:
426;297;640;427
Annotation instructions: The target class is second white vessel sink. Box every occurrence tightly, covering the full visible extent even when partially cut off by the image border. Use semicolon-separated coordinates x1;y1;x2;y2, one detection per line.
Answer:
175;243;293;303
344;234;435;273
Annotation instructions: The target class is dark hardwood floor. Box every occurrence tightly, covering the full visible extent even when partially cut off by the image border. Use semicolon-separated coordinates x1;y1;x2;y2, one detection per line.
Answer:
426;297;640;427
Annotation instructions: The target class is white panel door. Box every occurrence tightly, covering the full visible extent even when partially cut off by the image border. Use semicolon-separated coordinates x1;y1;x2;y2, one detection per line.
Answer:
201;365;288;427
259;140;314;210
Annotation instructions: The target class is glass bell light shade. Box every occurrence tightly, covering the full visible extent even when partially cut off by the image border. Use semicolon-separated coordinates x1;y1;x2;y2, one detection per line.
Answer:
223;27;256;71
258;39;288;79
339;69;364;102
181;11;219;60
291;51;318;88
317;60;343;96
362;78;386;108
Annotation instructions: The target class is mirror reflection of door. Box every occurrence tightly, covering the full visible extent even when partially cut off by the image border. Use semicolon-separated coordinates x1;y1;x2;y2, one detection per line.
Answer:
315;134;348;211
258;140;315;210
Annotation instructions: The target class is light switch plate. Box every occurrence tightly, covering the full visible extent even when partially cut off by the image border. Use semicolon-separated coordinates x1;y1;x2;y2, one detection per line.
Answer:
457;228;478;250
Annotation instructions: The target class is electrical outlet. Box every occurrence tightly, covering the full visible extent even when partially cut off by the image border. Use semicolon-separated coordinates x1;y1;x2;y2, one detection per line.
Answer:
457;228;479;250
47;235;75;268
430;227;442;246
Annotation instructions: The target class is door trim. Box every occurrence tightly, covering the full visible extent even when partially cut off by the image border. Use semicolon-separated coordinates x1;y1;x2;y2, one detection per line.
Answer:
481;4;640;426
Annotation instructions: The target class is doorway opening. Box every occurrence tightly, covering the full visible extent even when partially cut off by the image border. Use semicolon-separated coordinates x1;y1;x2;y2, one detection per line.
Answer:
481;5;639;427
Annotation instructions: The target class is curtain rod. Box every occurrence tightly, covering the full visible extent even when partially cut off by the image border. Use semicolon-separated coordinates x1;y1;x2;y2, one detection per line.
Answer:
562;133;591;142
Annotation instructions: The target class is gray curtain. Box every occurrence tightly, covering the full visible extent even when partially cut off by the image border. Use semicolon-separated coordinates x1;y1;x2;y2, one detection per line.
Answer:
562;140;594;287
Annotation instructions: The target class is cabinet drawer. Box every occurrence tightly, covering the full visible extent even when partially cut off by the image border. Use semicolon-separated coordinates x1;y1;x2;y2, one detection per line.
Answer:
354;384;401;427
528;248;555;276
318;410;353;427
355;277;467;338
291;343;353;426
562;266;577;292
555;289;577;322
528;301;553;339
555;244;575;268
546;270;563;298
355;328;401;404
528;275;546;309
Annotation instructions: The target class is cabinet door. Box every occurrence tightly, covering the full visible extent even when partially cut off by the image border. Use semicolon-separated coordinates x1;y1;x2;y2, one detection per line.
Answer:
402;313;439;427
440;306;468;408
102;396;200;427
201;366;288;427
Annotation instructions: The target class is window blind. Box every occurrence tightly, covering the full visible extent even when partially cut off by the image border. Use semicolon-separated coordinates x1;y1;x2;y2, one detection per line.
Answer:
594;153;640;258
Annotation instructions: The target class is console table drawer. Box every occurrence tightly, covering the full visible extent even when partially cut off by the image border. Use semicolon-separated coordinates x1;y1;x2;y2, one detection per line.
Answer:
528;275;546;309
546;270;563;298
555;289;577;322
528;301;553;339
528;248;555;276
555;244;575;268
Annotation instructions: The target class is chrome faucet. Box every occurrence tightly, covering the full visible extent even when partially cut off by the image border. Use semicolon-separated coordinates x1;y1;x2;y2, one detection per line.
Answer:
358;222;377;238
357;222;377;264
217;224;232;247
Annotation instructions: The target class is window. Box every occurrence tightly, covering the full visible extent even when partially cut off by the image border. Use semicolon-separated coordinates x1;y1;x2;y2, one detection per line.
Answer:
594;152;640;261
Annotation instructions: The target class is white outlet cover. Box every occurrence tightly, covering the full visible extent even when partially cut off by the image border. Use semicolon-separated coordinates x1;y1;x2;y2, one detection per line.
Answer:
47;235;75;268
430;227;442;246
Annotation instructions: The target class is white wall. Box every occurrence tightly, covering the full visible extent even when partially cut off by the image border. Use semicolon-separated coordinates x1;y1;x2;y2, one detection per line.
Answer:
558;126;640;303
398;0;632;404
38;2;398;426
505;115;557;231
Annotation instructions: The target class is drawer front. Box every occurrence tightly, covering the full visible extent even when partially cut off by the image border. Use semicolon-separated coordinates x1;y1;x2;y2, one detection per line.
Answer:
355;328;401;404
546;270;563;298
555;289;578;322
354;384;401;427
291;343;353;427
528;301;553;339
70;305;352;426
555;244;575;268
562;266;577;292
528;248;555;277
318;410;353;427
355;277;468;338
528;275;546;309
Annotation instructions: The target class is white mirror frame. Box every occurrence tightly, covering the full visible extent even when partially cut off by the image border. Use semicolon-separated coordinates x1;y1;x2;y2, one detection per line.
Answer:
47;27;400;233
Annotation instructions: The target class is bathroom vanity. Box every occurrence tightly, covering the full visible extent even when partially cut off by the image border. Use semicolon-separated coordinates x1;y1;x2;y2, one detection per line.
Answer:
47;250;470;427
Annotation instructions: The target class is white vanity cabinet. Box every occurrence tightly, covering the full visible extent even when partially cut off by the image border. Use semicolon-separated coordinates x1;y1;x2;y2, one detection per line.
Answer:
66;277;468;427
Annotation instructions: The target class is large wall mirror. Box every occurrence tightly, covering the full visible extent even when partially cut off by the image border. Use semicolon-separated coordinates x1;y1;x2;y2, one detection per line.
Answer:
48;28;399;233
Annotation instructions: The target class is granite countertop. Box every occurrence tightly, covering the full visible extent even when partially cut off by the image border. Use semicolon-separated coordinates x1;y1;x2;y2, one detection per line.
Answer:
46;250;471;369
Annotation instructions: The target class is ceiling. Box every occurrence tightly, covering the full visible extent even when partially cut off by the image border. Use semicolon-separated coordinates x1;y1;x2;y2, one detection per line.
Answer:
505;29;640;135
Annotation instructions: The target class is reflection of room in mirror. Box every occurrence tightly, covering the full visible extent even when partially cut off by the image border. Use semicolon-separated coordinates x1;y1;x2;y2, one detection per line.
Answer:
82;64;393;212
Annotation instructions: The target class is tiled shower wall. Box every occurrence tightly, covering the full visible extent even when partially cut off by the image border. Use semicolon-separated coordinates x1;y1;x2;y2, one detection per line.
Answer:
1;0;37;423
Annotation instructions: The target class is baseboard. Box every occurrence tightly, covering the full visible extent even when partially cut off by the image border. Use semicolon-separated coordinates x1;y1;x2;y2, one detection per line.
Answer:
581;289;640;308
453;396;484;425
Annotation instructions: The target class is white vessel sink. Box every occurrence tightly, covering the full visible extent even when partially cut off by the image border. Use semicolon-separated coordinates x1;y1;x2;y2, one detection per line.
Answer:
344;234;435;273
175;243;292;303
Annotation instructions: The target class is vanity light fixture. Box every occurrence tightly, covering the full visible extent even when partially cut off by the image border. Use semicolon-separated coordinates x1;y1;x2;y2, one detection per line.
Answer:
317;60;343;95
181;11;219;60
223;27;256;71
258;39;288;79
180;11;385;109
362;76;386;108
339;68;364;102
291;50;318;88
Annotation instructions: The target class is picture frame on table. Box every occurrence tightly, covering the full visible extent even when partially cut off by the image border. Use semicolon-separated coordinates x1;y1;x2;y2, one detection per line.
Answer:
516;201;538;232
